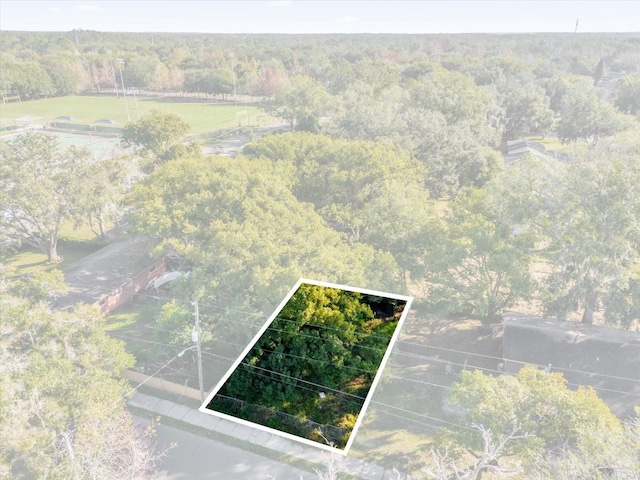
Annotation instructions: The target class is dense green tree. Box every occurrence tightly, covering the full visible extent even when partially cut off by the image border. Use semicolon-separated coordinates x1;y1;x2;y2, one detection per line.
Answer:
0;132;90;262
437;367;639;479
266;75;332;132
410;183;536;322
593;57;607;85
222;284;383;403
120;55;160;89
327;82;405;142
405;67;499;141
614;75;640;114
539;150;640;326
557;90;627;145
321;57;357;95
244;132;435;283
0;277;162;479
6;268;68;303
407;113;502;198
329;66;503;198
126;154;400;344
41;56;92;95
184;68;234;97
121;110;191;167
496;75;555;140
0;60;54;99
211;283;403;449
542;73;594;114
351;60;400;94
73;156;132;238
500;149;640;327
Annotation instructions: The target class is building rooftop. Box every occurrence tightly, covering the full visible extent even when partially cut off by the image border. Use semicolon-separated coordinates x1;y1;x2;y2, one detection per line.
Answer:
503;311;640;418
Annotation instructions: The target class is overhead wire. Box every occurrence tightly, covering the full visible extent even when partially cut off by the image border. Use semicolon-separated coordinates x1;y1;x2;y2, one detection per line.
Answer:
131;317;640;390
111;327;640;399
112;290;640;393
200;353;473;434
112;334;639;441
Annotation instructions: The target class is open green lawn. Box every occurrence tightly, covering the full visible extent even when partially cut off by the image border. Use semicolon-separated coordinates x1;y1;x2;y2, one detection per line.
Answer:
524;135;568;152
1;95;264;134
5;242;104;277
3;220;110;277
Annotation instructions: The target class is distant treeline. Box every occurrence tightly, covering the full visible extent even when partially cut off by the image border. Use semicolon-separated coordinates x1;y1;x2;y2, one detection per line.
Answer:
1;30;639;100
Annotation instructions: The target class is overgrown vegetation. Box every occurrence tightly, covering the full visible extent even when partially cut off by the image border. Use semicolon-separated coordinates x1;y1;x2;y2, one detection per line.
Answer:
207;284;406;449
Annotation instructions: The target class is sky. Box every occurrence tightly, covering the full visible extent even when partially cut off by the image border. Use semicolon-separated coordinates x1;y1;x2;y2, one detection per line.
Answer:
1;1;639;34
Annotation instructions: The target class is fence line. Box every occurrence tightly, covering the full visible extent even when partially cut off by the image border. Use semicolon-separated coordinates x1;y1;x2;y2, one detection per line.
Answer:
122;368;201;400
212;394;345;445
89;88;263;103
95;257;167;314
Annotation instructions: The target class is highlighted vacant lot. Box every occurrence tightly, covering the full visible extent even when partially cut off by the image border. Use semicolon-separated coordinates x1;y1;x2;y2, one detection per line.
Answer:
201;279;412;454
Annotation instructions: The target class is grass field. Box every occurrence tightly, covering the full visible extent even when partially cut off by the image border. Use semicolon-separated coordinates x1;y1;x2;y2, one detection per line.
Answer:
4;221;111;277
1;95;264;134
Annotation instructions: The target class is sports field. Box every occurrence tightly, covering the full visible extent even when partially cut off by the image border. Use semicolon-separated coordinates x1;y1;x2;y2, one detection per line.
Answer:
0;95;264;134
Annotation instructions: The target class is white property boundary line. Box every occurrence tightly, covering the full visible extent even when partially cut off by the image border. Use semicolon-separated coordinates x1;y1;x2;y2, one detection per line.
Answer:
198;277;413;456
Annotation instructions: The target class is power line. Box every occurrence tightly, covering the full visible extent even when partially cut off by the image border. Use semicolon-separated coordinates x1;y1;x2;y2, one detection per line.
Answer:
202;359;474;435
115;291;640;388
121;289;397;343
133;313;640;388
227;363;363;409
239;362;367;400
201;354;473;434
395;340;640;385
120;341;640;440
110;333;186;349
202;349;640;433
369;402;476;432
256;347;378;375
114;344;196;407
110;329;640;398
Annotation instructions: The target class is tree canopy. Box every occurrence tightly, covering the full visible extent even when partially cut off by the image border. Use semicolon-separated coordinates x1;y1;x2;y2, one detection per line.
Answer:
121;110;191;162
0;273;162;479
410;183;536;322
502;148;640;327
436;367;639;479
125;154;400;343
0;132;90;262
265;75;332;132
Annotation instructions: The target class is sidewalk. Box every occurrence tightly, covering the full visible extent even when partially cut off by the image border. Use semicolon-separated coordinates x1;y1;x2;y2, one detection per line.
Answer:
128;392;411;480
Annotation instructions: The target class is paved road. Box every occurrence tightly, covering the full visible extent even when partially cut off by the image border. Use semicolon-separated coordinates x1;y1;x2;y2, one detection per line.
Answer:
201;123;290;156
134;416;317;480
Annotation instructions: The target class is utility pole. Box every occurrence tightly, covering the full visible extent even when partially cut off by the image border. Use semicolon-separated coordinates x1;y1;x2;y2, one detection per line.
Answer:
117;58;131;122
106;50;119;97
228;53;238;123
575;19;579;33
193;301;205;402
133;91;140;120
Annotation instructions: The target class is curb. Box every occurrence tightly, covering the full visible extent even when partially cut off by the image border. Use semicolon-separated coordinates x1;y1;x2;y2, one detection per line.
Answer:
128;392;409;480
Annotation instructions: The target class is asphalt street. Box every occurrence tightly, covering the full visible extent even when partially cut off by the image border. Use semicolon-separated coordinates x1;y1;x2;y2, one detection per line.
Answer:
134;416;318;480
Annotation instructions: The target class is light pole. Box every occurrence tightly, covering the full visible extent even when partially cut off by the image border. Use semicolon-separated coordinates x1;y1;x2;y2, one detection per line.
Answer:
133;90;140;120
106;50;119;97
117;58;131;122
88;130;96;161
192;301;205;402
228;53;238;124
